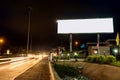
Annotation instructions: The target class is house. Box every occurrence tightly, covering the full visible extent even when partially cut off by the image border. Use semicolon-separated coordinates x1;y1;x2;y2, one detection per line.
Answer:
86;42;110;55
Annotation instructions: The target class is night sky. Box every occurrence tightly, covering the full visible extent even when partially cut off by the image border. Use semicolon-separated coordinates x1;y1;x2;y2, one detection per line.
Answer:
0;0;120;49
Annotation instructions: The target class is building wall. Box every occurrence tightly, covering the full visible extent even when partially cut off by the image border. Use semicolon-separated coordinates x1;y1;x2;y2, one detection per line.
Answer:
88;46;110;55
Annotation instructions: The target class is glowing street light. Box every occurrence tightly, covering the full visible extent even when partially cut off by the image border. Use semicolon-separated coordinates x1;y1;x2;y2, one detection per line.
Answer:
113;48;118;54
74;41;79;50
0;38;4;53
93;50;98;54
0;38;4;44
75;41;79;46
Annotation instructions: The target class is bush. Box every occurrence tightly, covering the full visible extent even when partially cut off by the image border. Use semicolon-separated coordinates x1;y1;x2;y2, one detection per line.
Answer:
63;55;70;60
86;56;96;63
85;56;91;62
111;61;120;67
106;55;116;64
53;56;58;59
85;55;119;67
97;55;106;64
93;56;99;63
86;55;117;64
74;53;79;59
86;55;103;63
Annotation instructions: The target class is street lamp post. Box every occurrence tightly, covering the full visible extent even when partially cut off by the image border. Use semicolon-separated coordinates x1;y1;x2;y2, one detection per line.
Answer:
27;7;32;54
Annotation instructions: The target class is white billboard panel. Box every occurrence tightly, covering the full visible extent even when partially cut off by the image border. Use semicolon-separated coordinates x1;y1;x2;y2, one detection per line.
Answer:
57;18;114;34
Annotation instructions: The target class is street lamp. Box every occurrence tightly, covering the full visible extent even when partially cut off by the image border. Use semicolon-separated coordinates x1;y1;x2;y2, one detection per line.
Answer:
0;38;4;46
74;41;79;50
27;6;32;54
0;38;4;44
75;41;78;45
113;48;118;57
0;38;4;54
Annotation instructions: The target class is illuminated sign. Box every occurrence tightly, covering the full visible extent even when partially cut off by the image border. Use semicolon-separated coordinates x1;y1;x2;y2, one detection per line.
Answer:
57;18;114;34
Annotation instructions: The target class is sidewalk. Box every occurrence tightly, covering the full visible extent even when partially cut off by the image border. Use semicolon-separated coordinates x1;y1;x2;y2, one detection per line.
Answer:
14;57;50;80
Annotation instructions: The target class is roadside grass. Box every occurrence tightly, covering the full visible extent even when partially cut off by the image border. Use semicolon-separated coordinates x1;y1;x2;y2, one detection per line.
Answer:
53;62;90;80
53;63;79;78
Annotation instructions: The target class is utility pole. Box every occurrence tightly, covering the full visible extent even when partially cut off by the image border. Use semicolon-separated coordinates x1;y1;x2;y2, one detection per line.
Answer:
27;6;32;55
30;35;32;52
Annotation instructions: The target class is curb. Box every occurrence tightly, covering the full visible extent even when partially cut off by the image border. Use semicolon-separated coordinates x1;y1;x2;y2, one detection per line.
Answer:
49;62;62;80
49;62;55;80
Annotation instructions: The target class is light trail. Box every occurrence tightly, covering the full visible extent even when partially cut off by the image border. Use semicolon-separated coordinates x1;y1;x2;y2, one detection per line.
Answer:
0;53;48;80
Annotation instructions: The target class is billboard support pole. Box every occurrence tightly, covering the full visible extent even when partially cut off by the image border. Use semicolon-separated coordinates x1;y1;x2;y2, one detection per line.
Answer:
97;33;100;55
70;34;72;52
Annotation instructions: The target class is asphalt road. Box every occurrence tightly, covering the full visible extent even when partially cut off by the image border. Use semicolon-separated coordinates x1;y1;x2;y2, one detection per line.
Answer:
14;57;50;80
0;56;42;80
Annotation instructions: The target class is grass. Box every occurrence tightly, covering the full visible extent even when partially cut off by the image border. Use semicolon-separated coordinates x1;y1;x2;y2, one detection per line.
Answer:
53;63;80;78
53;63;90;80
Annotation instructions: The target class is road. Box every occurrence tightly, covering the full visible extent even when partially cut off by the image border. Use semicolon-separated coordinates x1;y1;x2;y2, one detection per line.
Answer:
15;56;50;80
0;55;44;80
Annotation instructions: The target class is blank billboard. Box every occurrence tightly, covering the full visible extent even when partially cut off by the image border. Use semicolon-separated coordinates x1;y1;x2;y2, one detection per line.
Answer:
57;18;114;34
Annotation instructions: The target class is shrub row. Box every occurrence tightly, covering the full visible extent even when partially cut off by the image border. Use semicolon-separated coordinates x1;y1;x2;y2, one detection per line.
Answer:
86;55;116;64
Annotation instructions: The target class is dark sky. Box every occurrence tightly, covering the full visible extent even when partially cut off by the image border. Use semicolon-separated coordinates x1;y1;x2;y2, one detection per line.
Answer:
0;0;120;49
